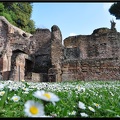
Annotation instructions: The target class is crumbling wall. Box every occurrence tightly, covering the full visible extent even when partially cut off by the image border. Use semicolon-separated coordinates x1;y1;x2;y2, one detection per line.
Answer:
62;58;120;81
48;25;63;82
30;28;52;82
0;16;120;82
62;27;120;81
9;52;32;81
64;28;120;60
0;16;33;81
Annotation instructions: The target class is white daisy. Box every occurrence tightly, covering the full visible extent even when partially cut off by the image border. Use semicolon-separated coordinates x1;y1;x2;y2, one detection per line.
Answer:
76;86;85;92
24;100;45;117
115;115;120;118
78;101;86;109
21;79;25;82
93;103;101;108
68;110;76;115
33;90;60;105
22;87;29;92
38;115;53;117
22;91;29;94
109;91;114;96
80;87;85;92
80;112;88;117
0;84;4;90
88;106;95;112
11;95;20;102
0;91;5;96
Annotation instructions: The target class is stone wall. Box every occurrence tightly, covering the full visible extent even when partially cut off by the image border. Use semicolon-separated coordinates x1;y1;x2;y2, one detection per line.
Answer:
48;25;63;82
62;58;120;81
0;16;120;82
30;28;51;76
0;16;63;82
62;27;120;81
64;28;120;60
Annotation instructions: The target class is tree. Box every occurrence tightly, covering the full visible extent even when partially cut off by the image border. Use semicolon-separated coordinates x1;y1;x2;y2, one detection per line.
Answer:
109;2;120;19
0;3;4;12
0;2;35;33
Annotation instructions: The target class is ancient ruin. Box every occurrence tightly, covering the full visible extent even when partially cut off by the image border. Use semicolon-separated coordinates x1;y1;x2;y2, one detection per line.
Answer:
0;16;120;82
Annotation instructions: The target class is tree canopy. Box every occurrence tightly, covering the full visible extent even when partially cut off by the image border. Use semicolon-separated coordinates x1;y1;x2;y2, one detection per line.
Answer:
109;2;120;19
0;2;35;33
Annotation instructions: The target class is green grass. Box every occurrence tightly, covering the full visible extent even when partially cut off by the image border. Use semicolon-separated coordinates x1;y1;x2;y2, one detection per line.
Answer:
0;80;120;118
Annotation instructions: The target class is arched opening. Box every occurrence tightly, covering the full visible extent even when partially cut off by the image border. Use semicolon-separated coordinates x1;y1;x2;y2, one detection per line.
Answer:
9;49;33;81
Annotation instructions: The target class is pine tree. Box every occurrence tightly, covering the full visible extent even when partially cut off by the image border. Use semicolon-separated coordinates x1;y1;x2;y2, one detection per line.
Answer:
109;2;120;19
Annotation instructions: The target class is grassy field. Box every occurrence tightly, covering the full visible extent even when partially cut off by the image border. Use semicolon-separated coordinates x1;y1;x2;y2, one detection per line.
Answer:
0;80;120;118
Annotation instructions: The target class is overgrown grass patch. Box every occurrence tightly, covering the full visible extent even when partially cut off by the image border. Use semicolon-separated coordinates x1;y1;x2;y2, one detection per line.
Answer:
0;80;120;117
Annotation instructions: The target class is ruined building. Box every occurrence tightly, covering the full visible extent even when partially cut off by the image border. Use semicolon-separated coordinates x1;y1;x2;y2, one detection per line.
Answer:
0;16;120;82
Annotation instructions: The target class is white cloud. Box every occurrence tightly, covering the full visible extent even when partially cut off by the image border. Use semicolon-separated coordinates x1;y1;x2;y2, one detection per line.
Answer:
69;33;77;36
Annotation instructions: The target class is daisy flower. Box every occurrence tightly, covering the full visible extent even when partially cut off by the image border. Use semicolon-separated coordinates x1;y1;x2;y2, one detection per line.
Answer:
0;91;5;96
80;112;88;117
68;111;76;115
78;101;86;109
76;86;85;92
22;87;29;92
24;100;45;117
115;115;120;118
93;103;101;108
11;95;20;102
33;90;60;105
0;84;4;90
88;106;95;112
21;79;25;82
22;91;29;94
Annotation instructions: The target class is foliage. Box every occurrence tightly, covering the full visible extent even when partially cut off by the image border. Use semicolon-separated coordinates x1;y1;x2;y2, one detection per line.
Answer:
0;3;4;12
109;2;120;19
0;2;35;33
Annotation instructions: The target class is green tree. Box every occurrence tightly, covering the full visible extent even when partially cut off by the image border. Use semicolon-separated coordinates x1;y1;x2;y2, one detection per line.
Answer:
0;3;4;12
109;2;120;19
0;2;35;33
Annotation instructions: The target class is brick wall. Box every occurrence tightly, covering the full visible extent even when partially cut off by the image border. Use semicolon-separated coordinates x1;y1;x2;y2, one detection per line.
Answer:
62;28;120;81
62;58;120;81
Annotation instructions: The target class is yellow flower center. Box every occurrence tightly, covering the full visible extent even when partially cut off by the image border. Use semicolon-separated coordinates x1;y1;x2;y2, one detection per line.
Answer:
14;98;18;101
43;93;51;99
30;106;39;115
21;79;25;82
1;92;5;95
95;104;99;106
94;103;99;107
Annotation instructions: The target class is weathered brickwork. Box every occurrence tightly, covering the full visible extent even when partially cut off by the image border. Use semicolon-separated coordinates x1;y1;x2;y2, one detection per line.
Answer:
62;27;120;81
0;16;62;82
0;16;119;82
61;58;120;81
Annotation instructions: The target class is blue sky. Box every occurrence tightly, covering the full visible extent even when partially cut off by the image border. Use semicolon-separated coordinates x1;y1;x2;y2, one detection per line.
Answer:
31;2;120;42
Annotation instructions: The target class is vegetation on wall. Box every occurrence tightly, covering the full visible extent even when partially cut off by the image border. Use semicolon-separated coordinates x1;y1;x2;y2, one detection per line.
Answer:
0;2;35;34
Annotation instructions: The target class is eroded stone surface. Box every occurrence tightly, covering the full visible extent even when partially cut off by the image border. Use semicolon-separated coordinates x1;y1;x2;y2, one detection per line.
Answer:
62;26;120;81
0;16;120;82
